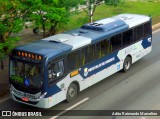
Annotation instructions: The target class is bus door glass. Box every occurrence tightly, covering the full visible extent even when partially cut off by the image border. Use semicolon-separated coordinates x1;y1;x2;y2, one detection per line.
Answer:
48;59;64;84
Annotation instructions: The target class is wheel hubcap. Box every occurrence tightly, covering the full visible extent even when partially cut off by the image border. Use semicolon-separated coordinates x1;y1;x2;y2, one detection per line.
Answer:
69;88;75;97
125;61;130;70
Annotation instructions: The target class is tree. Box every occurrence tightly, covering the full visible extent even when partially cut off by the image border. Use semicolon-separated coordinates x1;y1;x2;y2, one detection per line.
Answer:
32;6;68;37
81;0;122;22
105;0;121;6
0;0;28;69
28;0;80;37
0;0;83;66
58;0;81;11
82;0;104;22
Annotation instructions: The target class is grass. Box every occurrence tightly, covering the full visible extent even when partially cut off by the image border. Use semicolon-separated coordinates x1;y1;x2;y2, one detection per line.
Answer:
58;1;160;32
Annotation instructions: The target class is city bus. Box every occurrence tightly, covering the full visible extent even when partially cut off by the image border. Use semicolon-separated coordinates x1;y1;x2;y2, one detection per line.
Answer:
9;14;152;108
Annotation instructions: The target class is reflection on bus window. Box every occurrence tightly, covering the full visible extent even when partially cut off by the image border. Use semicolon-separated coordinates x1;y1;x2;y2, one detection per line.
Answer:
10;61;43;88
48;60;64;83
68;50;80;71
123;29;133;47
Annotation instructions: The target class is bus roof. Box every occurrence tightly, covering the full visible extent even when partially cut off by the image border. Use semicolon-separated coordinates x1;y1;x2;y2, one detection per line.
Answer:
15;14;150;58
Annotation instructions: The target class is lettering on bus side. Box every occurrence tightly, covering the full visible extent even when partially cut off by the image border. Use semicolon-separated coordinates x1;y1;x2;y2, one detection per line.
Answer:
125;45;137;55
83;57;115;77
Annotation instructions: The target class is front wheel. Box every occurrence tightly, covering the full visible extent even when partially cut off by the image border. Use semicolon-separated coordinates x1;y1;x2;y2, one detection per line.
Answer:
123;56;132;72
66;83;78;103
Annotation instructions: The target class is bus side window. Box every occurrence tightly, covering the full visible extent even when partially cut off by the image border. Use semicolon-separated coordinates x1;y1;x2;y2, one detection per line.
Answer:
48;60;64;83
135;25;143;42
96;42;101;59
84;44;95;64
68;50;81;71
123;29;133;47
110;34;122;52
100;39;110;57
144;22;151;37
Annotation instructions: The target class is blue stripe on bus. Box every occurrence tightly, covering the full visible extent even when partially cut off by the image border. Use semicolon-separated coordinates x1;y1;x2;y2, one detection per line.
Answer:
79;51;120;79
141;36;152;49
45;85;61;97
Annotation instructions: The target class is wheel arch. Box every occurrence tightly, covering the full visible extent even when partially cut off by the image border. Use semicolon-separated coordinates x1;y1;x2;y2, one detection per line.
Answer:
126;54;132;63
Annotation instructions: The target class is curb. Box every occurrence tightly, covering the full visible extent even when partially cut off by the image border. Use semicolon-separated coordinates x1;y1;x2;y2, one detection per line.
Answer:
152;23;160;30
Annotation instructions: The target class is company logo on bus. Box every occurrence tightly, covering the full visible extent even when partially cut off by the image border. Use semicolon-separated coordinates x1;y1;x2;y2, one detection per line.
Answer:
84;68;89;76
148;37;151;42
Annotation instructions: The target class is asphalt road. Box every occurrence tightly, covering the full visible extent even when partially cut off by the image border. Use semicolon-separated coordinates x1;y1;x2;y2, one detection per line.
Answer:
0;29;160;119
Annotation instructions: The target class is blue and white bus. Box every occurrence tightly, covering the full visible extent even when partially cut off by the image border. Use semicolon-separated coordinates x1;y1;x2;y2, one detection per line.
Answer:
9;14;152;108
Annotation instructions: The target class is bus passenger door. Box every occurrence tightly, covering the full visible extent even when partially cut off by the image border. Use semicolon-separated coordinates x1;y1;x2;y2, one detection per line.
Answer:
46;56;67;106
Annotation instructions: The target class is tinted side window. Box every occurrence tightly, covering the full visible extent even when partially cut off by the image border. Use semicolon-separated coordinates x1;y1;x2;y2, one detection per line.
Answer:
144;22;151;37
123;29;133;47
81;48;86;66
110;34;122;52
95;42;101;59
68;50;81;71
84;44;95;64
48;60;64;83
135;25;143;42
100;39;110;57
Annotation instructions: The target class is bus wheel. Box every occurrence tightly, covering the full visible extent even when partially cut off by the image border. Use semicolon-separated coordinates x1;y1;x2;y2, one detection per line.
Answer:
66;83;78;103
123;56;132;72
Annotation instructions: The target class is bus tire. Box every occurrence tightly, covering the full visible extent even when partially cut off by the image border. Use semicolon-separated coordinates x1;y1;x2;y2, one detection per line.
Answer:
66;83;78;103
123;56;132;72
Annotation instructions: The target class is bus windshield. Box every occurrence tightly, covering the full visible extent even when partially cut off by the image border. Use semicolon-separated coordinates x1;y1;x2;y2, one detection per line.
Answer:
10;60;43;88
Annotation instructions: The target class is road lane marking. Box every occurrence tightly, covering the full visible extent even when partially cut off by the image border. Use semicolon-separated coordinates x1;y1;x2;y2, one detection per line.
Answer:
141;117;146;119
0;94;10;103
50;97;89;119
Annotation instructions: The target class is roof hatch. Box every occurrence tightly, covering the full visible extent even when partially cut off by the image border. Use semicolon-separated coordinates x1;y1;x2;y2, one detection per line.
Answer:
81;19;126;32
49;38;69;43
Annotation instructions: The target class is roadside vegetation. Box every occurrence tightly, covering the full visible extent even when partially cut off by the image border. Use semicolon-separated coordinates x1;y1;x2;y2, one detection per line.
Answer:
59;1;160;32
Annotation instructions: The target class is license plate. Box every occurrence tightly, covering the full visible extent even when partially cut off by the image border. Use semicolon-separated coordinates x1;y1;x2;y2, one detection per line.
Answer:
21;97;29;102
